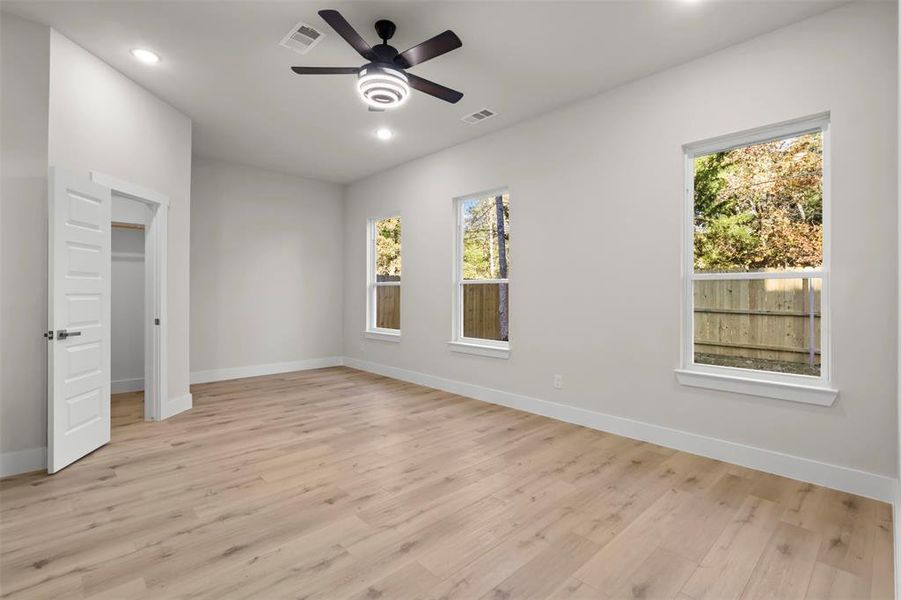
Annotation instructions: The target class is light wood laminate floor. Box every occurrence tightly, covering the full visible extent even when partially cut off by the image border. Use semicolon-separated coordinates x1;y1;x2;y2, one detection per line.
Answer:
0;367;893;599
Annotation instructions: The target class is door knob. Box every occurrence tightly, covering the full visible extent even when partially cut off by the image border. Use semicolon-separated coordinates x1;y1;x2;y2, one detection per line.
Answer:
57;329;82;340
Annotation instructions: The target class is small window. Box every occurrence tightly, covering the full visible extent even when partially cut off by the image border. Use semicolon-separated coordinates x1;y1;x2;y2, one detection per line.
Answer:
366;216;401;338
451;190;510;357
679;116;834;403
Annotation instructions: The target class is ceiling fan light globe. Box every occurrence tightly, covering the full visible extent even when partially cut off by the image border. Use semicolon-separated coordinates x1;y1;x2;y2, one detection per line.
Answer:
357;66;409;110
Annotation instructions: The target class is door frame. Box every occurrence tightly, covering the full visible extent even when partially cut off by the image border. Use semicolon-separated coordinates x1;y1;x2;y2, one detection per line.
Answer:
91;172;169;421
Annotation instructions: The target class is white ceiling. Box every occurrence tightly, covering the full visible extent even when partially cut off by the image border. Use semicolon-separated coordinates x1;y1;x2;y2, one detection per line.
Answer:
5;0;841;183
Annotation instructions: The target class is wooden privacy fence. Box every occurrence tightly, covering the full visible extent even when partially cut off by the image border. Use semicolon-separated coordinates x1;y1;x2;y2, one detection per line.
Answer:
694;277;821;366
462;283;507;341
376;283;508;341
378;278;819;367
376;286;400;330
375;283;501;340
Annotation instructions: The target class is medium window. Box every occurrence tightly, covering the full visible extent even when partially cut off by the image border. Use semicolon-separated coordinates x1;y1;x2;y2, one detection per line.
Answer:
367;216;401;336
684;117;829;390
452;191;510;355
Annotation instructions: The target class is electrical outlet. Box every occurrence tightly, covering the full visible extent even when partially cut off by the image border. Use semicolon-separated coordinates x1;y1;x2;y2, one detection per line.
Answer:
553;374;563;390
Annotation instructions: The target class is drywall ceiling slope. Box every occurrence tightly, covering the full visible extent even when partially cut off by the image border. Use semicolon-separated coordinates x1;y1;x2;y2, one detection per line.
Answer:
4;1;842;183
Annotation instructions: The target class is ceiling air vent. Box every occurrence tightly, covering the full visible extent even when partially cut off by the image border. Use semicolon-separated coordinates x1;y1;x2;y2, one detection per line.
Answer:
462;108;496;124
280;20;326;55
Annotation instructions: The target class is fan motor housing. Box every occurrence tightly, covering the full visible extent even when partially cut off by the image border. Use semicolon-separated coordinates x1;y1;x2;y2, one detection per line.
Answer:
369;44;400;63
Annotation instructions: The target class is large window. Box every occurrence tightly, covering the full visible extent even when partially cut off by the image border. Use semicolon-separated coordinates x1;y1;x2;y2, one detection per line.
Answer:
679;116;835;404
366;216;401;339
451;190;510;358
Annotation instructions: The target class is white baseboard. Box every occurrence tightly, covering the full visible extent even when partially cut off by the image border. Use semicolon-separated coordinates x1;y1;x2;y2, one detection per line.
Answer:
5;358;894;503
111;377;144;394
1;447;46;478
190;357;344;385
343;357;898;503
162;393;192;419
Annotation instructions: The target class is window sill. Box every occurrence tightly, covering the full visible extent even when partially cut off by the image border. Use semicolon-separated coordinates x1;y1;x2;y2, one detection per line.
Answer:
448;341;510;359
674;368;838;406
363;330;401;343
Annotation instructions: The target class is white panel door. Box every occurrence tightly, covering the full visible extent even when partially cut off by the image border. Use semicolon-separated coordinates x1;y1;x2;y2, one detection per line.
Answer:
48;168;112;474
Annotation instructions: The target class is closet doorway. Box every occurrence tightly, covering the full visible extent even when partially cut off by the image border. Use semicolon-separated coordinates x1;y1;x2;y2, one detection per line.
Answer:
111;198;147;425
94;171;170;424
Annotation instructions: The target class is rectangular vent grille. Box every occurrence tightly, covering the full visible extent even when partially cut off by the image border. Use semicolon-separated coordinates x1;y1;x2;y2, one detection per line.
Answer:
280;21;325;55
462;108;496;124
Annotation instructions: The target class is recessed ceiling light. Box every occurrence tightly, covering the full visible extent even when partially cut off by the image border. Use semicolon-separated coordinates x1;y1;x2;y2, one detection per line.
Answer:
131;48;160;64
376;128;393;141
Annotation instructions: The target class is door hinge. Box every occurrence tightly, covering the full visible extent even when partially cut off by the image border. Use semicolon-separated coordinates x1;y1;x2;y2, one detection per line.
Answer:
154;318;160;326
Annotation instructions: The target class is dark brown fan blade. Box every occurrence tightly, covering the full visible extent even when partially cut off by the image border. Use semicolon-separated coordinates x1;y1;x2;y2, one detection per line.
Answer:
396;30;461;68
406;73;463;104
291;66;359;75
318;9;373;60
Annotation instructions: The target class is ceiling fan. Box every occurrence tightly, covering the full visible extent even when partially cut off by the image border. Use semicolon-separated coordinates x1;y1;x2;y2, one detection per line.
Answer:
291;9;463;111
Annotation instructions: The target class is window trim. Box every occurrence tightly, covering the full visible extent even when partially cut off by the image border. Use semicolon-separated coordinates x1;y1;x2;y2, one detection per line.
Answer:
365;213;401;339
450;188;511;359
678;114;837;405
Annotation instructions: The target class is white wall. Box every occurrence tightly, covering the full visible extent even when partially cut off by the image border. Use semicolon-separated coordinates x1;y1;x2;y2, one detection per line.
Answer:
111;226;144;393
190;158;344;381
48;30;193;407
343;2;898;482
0;13;50;471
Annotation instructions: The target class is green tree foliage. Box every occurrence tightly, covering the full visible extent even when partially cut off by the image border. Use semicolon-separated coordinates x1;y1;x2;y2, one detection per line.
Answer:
375;217;401;281
694;132;823;272
462;195;510;279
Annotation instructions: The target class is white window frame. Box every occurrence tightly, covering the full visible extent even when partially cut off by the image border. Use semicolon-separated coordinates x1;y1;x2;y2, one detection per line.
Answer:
364;214;401;342
449;188;511;359
675;114;838;406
